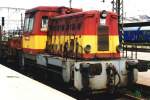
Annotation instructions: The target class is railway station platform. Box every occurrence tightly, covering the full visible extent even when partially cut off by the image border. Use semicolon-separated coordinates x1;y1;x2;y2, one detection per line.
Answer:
137;70;150;86
0;64;75;100
121;51;150;86
0;63;149;100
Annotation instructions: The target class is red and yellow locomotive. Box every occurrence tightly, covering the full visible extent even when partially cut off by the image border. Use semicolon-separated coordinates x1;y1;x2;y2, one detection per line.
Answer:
0;6;148;93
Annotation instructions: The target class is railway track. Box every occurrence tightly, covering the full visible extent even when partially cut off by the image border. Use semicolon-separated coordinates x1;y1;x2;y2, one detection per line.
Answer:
121;94;143;100
135;84;150;97
116;84;150;100
1;61;150;100
117;91;145;100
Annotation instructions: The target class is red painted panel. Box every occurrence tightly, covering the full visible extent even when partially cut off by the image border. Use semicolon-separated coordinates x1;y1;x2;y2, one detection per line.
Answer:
24;6;82;36
106;12;118;35
81;53;120;59
7;38;22;50
49;10;99;36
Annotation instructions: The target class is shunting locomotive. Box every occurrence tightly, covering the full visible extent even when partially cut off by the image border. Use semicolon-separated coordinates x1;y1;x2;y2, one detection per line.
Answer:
0;6;148;93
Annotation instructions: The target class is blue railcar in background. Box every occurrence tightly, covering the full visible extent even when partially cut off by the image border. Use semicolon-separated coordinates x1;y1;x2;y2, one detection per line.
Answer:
120;22;150;43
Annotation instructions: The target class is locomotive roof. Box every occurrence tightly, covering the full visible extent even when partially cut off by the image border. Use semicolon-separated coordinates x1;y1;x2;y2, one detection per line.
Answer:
25;6;82;14
26;6;60;13
51;10;117;19
51;10;99;19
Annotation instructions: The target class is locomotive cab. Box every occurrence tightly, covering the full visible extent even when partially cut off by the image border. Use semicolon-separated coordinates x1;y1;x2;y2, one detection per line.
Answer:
23;7;55;54
22;6;82;54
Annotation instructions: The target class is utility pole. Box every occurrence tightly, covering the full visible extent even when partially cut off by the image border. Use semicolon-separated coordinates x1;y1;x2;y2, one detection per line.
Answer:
69;0;72;8
0;25;1;41
0;7;27;10
111;0;125;58
21;13;23;31
111;0;124;44
102;0;105;3
0;7;27;31
0;17;5;41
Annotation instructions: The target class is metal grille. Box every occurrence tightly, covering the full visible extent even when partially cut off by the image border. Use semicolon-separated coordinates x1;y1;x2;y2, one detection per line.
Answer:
98;25;109;51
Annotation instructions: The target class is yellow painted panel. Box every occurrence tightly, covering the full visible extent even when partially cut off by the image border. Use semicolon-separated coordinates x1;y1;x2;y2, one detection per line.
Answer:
22;35;47;49
47;34;119;54
109;36;119;53
47;35;83;53
82;35;119;53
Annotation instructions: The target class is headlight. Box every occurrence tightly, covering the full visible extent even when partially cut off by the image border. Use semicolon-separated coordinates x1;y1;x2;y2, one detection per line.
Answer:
84;45;91;53
100;10;107;19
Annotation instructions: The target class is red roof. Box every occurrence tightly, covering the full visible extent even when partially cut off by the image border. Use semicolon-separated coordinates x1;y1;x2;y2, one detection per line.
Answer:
25;6;82;14
51;10;117;19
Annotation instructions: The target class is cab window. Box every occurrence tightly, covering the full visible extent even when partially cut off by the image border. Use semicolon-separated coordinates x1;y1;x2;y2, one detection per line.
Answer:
24;17;29;32
28;17;34;31
41;16;48;31
24;15;34;32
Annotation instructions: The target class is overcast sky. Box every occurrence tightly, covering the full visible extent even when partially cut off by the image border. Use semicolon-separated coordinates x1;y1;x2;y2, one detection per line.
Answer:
0;0;150;17
0;0;150;30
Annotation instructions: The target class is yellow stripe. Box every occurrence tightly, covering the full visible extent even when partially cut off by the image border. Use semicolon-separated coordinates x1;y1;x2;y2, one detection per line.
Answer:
22;35;47;49
47;35;119;54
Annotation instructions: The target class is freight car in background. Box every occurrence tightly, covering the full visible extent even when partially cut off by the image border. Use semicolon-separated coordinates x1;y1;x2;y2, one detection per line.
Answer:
0;6;149;94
